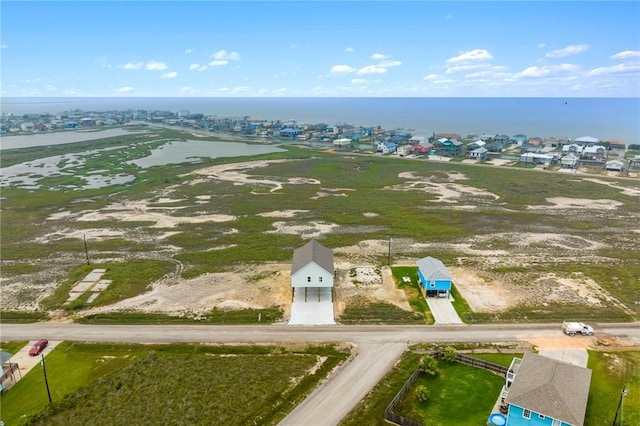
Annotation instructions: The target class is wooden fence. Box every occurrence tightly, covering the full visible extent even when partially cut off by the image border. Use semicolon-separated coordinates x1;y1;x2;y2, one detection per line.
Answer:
384;350;508;426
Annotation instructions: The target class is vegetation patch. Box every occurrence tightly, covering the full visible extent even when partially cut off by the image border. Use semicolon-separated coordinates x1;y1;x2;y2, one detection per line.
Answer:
339;297;425;324
78;307;283;325
1;342;349;426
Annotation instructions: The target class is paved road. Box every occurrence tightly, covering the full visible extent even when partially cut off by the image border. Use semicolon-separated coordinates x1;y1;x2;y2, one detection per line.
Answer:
2;322;638;426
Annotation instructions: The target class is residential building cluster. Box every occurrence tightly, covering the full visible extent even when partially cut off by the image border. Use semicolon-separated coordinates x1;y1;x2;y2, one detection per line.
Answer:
2;108;638;172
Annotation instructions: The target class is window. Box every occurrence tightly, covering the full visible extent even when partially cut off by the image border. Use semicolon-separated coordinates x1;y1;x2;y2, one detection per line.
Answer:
538;414;545;419
319;277;323;282
307;277;311;282
430;281;435;288
523;409;531;419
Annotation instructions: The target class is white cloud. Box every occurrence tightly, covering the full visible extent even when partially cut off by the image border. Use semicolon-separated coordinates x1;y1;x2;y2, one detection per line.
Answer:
545;44;590;58
356;65;387;75
122;62;144;70
344;47;354;53
446;49;493;64
515;64;579;78
371;53;388;60
351;78;367;84
208;60;229;67
586;63;640;76
610;50;640;60
189;64;207;71
379;60;402;68
116;86;134;93
423;74;440;80
1;44;8;49
161;72;178;79
184;49;192;54
537;43;546;49
211;50;240;61
330;65;356;74
146;61;168;71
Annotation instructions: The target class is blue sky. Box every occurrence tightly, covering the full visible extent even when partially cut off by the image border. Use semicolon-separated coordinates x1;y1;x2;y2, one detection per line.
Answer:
2;1;639;97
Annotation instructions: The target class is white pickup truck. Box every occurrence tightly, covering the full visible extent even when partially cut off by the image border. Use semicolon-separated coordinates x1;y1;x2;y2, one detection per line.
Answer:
562;321;594;336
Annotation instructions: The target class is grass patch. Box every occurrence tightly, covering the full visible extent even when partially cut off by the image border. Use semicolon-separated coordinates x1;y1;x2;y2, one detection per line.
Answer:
40;260;175;311
393;358;504;425
449;284;474;323
0;311;50;323
77;307;284;324
586;350;640;425
391;266;433;324
1;342;349;426
339;296;426;324
0;341;29;355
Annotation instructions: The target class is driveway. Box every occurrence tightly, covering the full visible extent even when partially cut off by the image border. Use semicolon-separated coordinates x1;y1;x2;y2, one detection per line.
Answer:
426;297;464;324
279;342;406;426
3;340;61;391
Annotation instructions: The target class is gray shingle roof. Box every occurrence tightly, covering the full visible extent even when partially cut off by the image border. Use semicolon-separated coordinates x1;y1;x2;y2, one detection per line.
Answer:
416;257;452;281
505;352;592;425
291;240;334;275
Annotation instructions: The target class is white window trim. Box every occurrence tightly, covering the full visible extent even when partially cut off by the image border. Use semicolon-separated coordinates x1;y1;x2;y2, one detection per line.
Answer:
523;409;531;419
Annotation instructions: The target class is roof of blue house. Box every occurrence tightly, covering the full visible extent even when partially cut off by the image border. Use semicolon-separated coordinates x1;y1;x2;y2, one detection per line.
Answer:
505;352;592;426
416;257;452;281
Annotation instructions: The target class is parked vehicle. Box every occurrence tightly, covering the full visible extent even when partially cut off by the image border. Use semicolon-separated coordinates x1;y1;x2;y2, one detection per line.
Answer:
562;321;594;336
29;339;48;356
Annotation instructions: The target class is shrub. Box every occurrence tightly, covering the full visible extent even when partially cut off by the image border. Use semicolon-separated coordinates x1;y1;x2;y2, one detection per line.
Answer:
416;385;430;403
419;355;439;377
442;346;457;363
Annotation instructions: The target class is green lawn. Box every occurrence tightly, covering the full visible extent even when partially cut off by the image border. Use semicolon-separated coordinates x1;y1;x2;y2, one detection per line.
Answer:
586;350;640;425
393;358;504;425
0;342;349;426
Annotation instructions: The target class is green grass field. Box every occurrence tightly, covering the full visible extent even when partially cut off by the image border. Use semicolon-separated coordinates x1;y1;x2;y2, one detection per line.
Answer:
0;342;349;426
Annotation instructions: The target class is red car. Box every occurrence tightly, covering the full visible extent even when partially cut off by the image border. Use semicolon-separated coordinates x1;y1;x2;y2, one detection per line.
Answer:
29;339;48;356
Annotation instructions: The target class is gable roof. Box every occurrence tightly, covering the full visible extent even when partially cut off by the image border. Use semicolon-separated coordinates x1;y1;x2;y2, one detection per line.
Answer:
505;352;592;426
416;256;452;281
291;240;334;275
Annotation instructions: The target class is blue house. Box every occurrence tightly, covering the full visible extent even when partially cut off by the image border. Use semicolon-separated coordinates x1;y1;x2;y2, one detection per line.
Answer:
277;127;302;139
502;352;591;426
416;257;452;298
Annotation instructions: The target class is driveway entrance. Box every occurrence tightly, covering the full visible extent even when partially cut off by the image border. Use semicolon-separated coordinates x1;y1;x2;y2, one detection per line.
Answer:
289;287;335;325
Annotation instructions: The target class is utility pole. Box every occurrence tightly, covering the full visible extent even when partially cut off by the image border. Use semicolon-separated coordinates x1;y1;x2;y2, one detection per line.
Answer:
41;354;53;405
83;234;90;265
612;385;628;426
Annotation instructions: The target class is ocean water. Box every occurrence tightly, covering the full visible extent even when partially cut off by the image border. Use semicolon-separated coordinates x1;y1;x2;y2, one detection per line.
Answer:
2;97;638;143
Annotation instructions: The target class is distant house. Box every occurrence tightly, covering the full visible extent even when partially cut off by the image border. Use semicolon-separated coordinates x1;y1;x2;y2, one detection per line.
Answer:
582;145;607;161
520;153;555;166
469;147;488;160
377;141;398;154
333;138;352;149
434;132;461;140
411;141;434;155
408;135;429;145
574;136;600;147
435;138;462;157
604;159;626;172
521;142;543;154
20;122;35;132
289;240;335;325
605;139;626;151
512;134;528;145
487;141;505;153
562;144;583;155
416;256;452;298
494;134;510;144
503;352;592;426
561;153;579;169
467;140;486;151
277;127;302;139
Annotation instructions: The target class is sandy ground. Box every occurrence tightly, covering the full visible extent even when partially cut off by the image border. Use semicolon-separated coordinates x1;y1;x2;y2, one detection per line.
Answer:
3;159;638;325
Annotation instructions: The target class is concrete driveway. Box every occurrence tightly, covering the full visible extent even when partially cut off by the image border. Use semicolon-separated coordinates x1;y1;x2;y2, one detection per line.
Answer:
2;340;61;391
426;297;464;325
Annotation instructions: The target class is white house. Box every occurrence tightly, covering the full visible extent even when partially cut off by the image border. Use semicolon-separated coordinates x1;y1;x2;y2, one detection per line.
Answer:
289;240;335;325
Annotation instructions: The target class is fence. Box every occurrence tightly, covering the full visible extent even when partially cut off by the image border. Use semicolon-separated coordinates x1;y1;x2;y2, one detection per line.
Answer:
384;350;508;426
